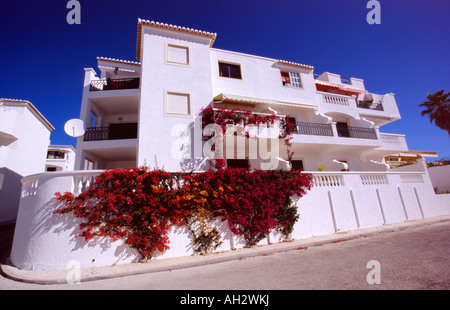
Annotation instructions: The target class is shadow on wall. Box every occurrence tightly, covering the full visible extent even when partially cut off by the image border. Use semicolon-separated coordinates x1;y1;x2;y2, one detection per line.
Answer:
12;191;140;270
0;167;23;225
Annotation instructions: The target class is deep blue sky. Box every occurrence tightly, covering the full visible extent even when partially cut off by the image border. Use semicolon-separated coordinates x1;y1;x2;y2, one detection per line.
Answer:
1;0;449;159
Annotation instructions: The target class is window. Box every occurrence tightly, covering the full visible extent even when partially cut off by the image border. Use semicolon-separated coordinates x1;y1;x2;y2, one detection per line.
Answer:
227;159;249;170
84;158;95;170
218;62;242;79
89;111;97;127
336;122;350;138
291;160;304;171
281;71;302;88
166;92;191;116
109;123;138;140
47;151;65;159
288;116;298;133
166;44;189;65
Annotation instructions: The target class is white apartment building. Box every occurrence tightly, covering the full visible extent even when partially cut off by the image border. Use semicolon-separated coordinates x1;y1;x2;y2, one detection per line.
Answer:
75;19;408;172
0;98;54;225
10;19;449;271
45;145;76;172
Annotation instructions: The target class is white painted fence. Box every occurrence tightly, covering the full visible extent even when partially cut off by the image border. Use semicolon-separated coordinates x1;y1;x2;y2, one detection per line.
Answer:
10;162;450;270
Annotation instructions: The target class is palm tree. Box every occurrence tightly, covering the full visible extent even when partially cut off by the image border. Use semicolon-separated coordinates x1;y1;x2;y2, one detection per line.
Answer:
419;89;450;136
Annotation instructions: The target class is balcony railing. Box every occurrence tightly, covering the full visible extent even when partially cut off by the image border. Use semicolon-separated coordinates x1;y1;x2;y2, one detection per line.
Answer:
356;93;384;111
321;93;351;106
357;101;384;111
84;123;138;141
295;122;334;136
292;121;377;140
84;127;109;141
89;77;140;91
336;124;377;139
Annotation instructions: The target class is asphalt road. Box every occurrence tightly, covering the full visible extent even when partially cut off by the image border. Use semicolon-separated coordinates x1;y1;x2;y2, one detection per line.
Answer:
1;220;450;291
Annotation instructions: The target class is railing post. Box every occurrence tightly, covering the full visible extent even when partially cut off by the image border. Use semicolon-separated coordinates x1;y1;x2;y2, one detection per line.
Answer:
374;126;381;140
330;122;338;137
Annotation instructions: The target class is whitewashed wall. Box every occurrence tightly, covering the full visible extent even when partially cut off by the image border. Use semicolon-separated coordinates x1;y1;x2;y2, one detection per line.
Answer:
0;103;52;225
10;160;450;271
210;48;317;106
137;27;214;172
428;165;450;194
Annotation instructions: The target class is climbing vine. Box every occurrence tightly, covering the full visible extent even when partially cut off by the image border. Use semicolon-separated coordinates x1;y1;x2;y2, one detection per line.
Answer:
54;167;311;259
200;106;297;161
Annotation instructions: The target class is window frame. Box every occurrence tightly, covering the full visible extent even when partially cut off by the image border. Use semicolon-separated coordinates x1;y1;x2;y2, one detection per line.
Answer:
218;61;243;80
47;150;66;160
84;158;96;171
89;111;98;127
164;91;193;118
280;70;303;89
165;44;191;67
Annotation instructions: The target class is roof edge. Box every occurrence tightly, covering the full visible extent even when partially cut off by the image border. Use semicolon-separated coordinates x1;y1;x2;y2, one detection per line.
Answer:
136;18;217;61
0;98;55;131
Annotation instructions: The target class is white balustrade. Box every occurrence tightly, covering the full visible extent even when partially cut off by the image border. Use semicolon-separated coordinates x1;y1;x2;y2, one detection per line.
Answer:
401;174;424;184
380;134;401;144
312;174;344;187
321;93;351;106
360;174;388;185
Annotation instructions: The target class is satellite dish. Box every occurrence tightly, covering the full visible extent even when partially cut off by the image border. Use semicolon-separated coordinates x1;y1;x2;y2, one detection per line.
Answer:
64;119;85;137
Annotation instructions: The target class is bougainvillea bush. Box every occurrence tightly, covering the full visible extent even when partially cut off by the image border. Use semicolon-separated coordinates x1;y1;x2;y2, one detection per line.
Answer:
54;167;312;260
201;106;297;160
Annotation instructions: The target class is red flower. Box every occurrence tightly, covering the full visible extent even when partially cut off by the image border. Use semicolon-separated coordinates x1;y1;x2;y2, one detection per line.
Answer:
54;166;312;259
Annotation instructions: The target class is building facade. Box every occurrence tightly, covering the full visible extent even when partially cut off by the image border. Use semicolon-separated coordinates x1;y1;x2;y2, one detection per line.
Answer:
0;99;54;225
11;20;449;271
75;19;408;173
45;145;76;172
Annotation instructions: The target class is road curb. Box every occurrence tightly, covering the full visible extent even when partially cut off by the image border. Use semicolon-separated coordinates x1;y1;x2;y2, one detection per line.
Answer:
2;215;450;285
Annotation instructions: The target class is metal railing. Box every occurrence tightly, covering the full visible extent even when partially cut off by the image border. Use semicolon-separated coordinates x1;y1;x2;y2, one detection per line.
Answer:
84;124;138;141
294;122;334;136
89;77;140;91
84;127;110;141
337;125;377;139
293;121;377;140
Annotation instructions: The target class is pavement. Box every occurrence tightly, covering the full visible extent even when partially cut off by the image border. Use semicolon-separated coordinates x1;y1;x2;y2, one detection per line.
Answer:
2;214;450;285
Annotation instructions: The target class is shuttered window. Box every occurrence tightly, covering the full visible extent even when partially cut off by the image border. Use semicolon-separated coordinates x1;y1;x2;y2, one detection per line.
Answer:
167;45;189;65
166;92;191;115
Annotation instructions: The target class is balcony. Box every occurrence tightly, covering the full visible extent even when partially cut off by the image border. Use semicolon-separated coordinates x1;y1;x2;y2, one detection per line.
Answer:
89;77;140;92
321;92;354;107
294;122;333;136
84;123;138;141
379;133;408;152
316;92;401;126
335;123;377;140
289;121;383;154
293;122;376;140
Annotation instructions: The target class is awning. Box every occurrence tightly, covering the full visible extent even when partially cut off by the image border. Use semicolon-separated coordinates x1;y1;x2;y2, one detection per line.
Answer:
315;80;368;94
213;93;317;110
